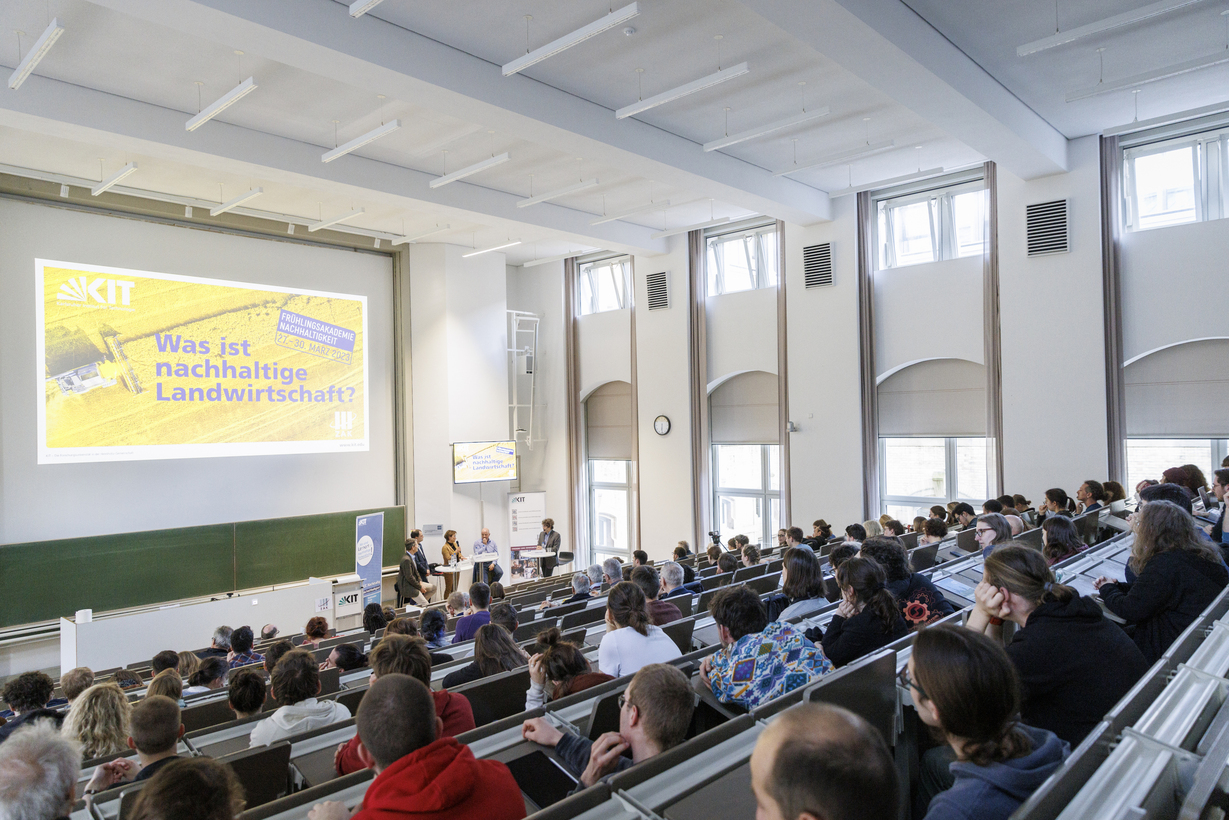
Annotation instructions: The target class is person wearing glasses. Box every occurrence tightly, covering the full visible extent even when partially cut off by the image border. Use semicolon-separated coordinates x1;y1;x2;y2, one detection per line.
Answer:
973;513;1014;559
901;626;1069;820
520;664;694;789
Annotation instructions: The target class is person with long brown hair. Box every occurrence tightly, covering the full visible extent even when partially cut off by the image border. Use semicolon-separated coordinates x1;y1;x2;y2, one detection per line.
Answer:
858;537;954;628
764;547;827;621
525;627;614;708
821;557;908;667
441;624;529;688
598;581;681;677
1040;515;1085;566
1096;500;1229;661
969;546;1148;746
905;626;1069;820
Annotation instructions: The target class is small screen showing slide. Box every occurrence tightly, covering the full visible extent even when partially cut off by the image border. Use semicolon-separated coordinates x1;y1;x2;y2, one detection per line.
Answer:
453;441;517;484
37;259;369;464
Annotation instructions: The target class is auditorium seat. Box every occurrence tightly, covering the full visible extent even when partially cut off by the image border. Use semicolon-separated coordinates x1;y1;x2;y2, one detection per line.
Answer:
218;742;293;807
180;695;239;733
515;616;559;642
671;595;693;618
732;564;766;582
239;769;375;820
661;618;696;654
700;574;730;592
744;573;782;596
560;606;607;630
116;781;148;820
909;543;940;571
451;667;532;727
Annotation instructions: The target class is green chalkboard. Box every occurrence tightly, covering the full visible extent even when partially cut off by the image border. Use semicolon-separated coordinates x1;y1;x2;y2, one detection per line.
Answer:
0;506;405;629
235;507;405;590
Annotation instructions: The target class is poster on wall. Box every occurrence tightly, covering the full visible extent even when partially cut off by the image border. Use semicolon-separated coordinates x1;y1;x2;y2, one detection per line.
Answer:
355;512;384;608
508;491;547;583
36;259;369;464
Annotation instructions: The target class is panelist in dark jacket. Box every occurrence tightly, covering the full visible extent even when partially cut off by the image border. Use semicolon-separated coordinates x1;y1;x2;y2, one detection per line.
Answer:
538;518;562;577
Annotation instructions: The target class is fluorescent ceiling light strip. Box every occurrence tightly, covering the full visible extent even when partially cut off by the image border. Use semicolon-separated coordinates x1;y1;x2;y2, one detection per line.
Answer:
1066;51;1229;101
322;120;400;163
616;62;749;120
703;108;830;152
773;141;897;177
523;251;588;268
349;0;386;18
308;208;365;232
209;187;263;216
828;167;945;198
91;163;138;196
8;18;63;90
651;216;730;239
517;178;598;208
1018;0;1206;56
429;152;511;188
392;225;452;245
503;3;639;76
590;199;671;225
186;77;258;132
462;240;522;258
1104;99;1229;136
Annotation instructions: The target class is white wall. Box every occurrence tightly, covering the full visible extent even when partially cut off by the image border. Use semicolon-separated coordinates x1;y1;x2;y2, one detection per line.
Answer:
783;199;865;528
874;255;983;379
633;239;695;559
577;308;633;401
408;243;511;567
998;135;1109;495
706;288;779;387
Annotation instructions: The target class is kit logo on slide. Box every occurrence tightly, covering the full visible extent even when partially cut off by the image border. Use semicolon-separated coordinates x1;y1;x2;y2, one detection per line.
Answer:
57;276;136;306
331;411;356;437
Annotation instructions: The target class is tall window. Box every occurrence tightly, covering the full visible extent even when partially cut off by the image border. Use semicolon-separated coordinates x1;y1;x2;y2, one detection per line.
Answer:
579;257;631;315
1126;439;1228;495
712;444;780;546
706;224;778;296
876;181;985;269
590;459;632;563
879;437;988;522
1123;127;1229;231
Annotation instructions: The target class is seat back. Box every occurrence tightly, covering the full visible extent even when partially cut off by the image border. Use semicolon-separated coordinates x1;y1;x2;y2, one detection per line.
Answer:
336;686;367;715
514;616;558;642
662;618;696;654
453;667;532;727
671;594;693;618
319;666;341;696
548;600;588;619
561;606;606;630
910;544;940;571
116;781;148;820
181;696;237;733
823;576;842;603
586;687;626;740
239;769;375;820
733;564;767;582
701;574;731;591
218;741;293;807
745;573;782;596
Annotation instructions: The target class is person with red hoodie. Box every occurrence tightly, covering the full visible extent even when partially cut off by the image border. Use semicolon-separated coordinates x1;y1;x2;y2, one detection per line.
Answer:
334;635;475;777
310;674;524;820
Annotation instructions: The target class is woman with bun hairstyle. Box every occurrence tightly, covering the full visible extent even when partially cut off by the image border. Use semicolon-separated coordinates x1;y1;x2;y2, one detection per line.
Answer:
525;627;614;708
598;581;681;677
906;626;1069;820
302;616;329;649
969;546;1148;746
821;557;909;667
1037;488;1075;524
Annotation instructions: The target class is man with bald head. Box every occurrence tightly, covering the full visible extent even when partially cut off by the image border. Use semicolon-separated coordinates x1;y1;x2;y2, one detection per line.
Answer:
750;703;898;820
472;528;502;585
1005;515;1025;537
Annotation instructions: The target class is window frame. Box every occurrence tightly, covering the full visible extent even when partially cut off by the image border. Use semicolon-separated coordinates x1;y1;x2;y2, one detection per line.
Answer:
878;436;988;518
704;222;779;297
1124;438;1229;493
1121;125;1229;231
711;443;781;547
874;179;986;271
588;458;633;563
578;255;632;316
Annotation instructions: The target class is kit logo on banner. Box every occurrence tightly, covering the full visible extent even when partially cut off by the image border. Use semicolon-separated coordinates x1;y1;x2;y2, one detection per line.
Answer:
57;277;136;306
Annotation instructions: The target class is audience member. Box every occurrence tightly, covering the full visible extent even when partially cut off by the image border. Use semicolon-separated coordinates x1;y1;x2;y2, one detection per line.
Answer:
920;517;948;545
1013;494;1033;513
303;616;330;648
951;503;977;529
263;640;295;675
335;635;476;776
83;695;185;790
1161;466;1196;498
384;617;417;637
598;582;682;677
490;582;507;601
312;675;524;820
814;519;836;541
632;549;650;567
1041;515;1085;566
906;626;1069;820
828;542;859;572
0;672;61;745
586;563;604;592
929;505;948;520
701;586;832;709
61;682;130;760
0;720;80;820
227;668;267;720
145;670;183;703
151;651;179;676
420;609;449;649
453;583;492;643
1210;469;1229;545
183;658;226;696
858;537;954;628
362;603;387;636
844;523;867;543
822;557;908;667
675;540;692;557
778;529;789;548
749;703;899;820
446;591;470;617
176;652;201;681
250;649;350;746
659;561;697;600
673;545;697;584
441;624;528;689
526;627;614;709
61;667;95;705
1096;500;1229;662
554;571;592;604
1104;481;1127;504
1005;514;1025;536
1183;465;1211;495
968;546;1148;746
741;544;762;566
974;513;1014;558
1076;480;1107;513
764;547;826;621
1039;488;1075;521
912;515;929;534
522;664;693;789
716;552;739;574
227;625;264;669
982;499;1004;514
127;757;245;820
322;644;368;673
490;602;519;636
114;669;144;692
630;565;682;625
1140;481;1195;513
197;627;231;659
261;624;279;641
884;519;907;536
863;519;885;539
603;557;624;587
706;545;723;566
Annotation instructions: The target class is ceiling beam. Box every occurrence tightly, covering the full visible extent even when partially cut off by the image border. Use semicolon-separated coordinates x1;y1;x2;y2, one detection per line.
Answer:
0;70;669;256
739;0;1069;180
87;0;831;224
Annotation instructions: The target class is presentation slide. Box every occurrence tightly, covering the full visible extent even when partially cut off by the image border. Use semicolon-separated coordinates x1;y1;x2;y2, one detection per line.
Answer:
38;259;369;464
453;440;517;484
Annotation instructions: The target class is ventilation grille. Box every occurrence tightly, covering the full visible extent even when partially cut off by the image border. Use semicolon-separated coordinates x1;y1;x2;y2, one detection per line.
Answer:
803;243;833;288
646;271;670;310
1026;200;1068;256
